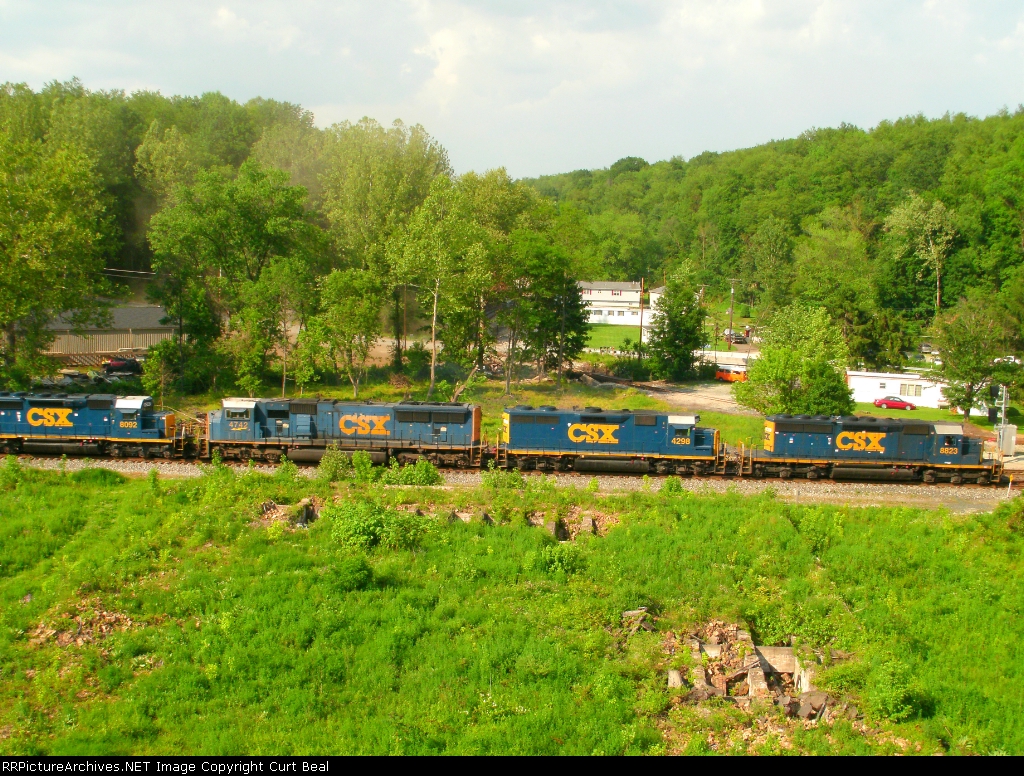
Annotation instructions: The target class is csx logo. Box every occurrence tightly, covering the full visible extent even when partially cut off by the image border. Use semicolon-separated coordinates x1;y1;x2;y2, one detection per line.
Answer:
339;414;390;436
836;431;886;453
27;408;74;427
568;423;620;444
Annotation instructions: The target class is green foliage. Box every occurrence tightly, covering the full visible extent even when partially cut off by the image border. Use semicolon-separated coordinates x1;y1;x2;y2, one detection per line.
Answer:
322;498;430;551
929;294;1016;418
0;466;1023;754
377;457;443;486
735;305;854;416
646;270;708;381
789;506;844;555
661;477;684;496
346;453;443;486
69;468;128;487
273;454;299;483
316;445;352;483
539;542;585;575
481;461;526;490
866;658;918;723
351;450;376;484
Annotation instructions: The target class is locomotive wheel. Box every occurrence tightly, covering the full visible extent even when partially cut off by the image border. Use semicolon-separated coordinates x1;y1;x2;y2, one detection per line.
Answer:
922;470;936;484
778;468;793;480
950;474;964;485
977;474;991;486
806;469;819;480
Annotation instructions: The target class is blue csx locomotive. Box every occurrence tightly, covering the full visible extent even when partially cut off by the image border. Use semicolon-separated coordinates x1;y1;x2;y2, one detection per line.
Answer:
0;391;1004;484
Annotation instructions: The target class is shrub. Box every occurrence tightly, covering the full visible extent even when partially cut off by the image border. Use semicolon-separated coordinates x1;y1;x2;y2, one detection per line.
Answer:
322;499;430;551
378;457;443;486
274;455;299;482
317;445;352;483
0;455;21;490
482;461;526;490
867;658;917;722
790;506;844;555
70;467;128;487
324;500;386;550
529;542;585;576
661;477;684;496
324;556;373;592
352;451;376;484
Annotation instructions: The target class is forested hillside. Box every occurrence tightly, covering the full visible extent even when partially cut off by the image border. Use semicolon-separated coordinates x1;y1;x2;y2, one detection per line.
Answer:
0;80;588;396
3;78;1024;394
527;112;1024;348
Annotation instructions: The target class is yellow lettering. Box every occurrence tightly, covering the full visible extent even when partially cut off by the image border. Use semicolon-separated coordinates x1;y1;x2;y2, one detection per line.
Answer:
339;414;390;437
567;423;620;444
864;432;886;452
836;431;886;452
27;408;74;428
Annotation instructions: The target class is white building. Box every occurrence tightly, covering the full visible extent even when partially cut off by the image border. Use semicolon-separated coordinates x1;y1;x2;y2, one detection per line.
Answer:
579;281;648;326
846;370;949;409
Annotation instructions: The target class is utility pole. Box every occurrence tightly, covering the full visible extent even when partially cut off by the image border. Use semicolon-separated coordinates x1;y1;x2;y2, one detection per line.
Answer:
727;278;740;353
638;278;645;346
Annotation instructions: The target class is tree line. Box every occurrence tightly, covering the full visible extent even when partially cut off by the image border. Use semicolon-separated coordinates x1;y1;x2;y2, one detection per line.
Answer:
0;80;595;397
528;113;1024;373
3;79;1023;412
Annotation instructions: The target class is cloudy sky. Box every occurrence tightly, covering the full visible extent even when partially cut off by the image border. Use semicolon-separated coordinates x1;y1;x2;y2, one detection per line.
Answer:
1;1;1023;176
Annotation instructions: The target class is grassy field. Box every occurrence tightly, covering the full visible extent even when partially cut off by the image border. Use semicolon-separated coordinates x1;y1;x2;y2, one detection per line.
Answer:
586;324;641;350
1;459;1023;755
854;402;1022;433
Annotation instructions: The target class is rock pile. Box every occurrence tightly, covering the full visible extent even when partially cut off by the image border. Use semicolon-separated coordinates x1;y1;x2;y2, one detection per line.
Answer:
29;597;134;648
664;620;845;722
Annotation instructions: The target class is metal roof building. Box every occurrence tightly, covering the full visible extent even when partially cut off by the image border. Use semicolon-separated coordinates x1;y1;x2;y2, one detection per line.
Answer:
45;305;177;364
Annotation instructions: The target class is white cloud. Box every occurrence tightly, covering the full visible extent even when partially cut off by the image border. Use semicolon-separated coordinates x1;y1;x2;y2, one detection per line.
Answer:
0;1;1022;175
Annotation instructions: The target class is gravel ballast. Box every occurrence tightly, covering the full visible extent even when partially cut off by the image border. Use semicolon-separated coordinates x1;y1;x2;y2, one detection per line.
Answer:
20;456;1012;513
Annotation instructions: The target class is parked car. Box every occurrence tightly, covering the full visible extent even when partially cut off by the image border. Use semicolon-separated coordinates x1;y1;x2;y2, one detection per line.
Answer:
715;365;748;383
874;396;917;411
102;355;142;375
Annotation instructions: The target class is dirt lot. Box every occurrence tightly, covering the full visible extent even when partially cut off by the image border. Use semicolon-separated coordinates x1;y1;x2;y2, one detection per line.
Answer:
641;380;754;414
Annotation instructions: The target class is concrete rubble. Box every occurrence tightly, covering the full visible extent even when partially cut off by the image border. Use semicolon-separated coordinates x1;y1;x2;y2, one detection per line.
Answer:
664;620;848;723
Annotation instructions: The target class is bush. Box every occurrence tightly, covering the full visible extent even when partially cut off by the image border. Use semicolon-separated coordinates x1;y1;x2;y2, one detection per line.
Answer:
70;467;128;487
867;658;918;722
324;556;373;592
526;542;586;576
317;445;352;483
378;457;443;486
352;451;376;484
0;455;21;490
404;342;431;379
661;477;684;496
481;461;526;490
789;506;844;555
322;499;430;551
274;455;300;482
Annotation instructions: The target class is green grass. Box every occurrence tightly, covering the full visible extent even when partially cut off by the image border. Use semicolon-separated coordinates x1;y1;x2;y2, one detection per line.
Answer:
2;458;1024;754
854;402;1022;433
586;324;641;350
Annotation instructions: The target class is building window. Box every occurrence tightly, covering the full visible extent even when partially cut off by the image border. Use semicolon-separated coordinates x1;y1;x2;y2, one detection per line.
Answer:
611;290;622;296
901;384;923;397
879;383;886;389
631;311;638;316
618;310;625;316
593;310;602;316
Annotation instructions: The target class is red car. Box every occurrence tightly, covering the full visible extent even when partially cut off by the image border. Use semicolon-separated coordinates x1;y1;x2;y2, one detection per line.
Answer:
874;396;916;410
